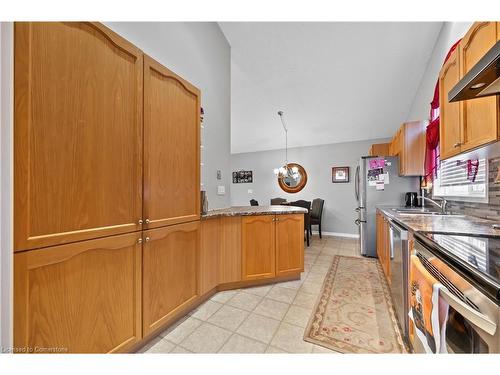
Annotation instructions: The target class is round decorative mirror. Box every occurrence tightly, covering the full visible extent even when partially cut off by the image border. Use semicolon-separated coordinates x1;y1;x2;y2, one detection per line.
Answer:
277;163;308;193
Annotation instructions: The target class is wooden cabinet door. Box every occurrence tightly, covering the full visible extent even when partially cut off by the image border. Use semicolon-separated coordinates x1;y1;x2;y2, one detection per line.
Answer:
14;22;143;251
376;212;391;281
219;216;242;284
400;121;426;176
460;22;499;152
275;214;304;277
383;217;391;282
143;55;201;229
376;212;384;264
241;215;275;280
142;221;199;336
439;47;462;160
369;143;390;157
200;217;220;294
14;232;142;353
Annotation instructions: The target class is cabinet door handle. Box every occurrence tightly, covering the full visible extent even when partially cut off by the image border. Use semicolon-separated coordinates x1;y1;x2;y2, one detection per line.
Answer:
453;142;462;148
137;238;143;244
138;219;143;225
145;236;150;242
145;218;150;224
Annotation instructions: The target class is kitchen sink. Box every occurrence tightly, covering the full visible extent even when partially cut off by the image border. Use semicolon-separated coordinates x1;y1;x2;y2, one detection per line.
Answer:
391;208;465;217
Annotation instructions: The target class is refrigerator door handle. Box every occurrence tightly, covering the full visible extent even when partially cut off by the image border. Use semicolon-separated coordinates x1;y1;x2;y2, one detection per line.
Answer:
354;165;360;201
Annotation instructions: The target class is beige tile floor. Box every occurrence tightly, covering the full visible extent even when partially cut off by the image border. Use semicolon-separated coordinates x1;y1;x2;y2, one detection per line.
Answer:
137;235;361;354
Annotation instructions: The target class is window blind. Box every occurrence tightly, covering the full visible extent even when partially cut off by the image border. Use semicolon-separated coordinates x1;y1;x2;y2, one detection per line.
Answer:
439;159;486;187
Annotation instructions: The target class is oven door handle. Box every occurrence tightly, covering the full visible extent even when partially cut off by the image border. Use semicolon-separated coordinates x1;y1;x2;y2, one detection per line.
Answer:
439;287;497;336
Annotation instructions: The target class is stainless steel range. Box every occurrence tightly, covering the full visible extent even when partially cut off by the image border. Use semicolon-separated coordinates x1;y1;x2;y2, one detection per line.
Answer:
413;232;500;353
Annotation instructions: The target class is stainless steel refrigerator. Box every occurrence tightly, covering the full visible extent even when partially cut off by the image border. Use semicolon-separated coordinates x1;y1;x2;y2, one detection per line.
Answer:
354;156;420;257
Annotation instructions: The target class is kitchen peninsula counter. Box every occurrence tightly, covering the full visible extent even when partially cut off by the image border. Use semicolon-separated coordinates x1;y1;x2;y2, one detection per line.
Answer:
202;205;308;219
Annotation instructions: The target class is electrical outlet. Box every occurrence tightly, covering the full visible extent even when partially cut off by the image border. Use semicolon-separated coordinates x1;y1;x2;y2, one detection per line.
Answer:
247;189;253;194
217;185;226;195
216;170;222;180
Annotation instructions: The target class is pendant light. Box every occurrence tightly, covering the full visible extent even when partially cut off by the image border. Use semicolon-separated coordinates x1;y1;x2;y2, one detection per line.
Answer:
273;111;300;180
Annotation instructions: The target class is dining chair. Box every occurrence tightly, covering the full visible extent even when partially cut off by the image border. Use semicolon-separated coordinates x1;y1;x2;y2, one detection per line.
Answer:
288;200;311;246
270;197;287;205
310;198;325;238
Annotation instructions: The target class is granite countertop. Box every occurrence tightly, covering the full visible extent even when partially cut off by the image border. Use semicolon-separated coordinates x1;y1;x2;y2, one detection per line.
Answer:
202;205;308;219
378;206;500;236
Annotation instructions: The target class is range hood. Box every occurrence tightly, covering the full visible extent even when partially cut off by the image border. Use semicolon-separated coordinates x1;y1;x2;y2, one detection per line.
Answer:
448;40;500;102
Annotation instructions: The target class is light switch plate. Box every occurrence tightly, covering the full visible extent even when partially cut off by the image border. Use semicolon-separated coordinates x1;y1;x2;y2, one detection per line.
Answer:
217;185;226;195
216;170;222;180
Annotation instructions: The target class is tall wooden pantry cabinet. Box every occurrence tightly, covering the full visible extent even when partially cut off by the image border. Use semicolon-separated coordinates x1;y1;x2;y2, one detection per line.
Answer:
13;22;201;353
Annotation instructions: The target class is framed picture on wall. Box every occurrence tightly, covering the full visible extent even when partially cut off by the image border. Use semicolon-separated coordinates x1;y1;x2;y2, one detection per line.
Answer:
332;166;350;183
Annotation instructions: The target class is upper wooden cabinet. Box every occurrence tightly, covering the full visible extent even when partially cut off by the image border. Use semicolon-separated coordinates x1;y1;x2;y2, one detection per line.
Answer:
439;47;462;159
14;232;142;353
275;214;304;277
439;22;500;159
14;22;144;251
142;221;199;337
459;22;499;153
389;121;427;176
368;143;390;157
143;55;201;229
241;215;276;280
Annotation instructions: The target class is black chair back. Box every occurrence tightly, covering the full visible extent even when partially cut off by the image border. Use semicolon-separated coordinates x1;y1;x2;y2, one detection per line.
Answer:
250;199;259;206
289;200;311;246
311;198;324;220
270;197;287;205
289;200;311;212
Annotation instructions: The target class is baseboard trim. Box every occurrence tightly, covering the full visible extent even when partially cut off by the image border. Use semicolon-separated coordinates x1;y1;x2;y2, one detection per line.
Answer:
311;231;359;239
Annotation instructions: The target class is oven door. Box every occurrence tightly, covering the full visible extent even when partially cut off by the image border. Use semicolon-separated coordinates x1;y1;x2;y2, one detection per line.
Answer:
412;241;499;353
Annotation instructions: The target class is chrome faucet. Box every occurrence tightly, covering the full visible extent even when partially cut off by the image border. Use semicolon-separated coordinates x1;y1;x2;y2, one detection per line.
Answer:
417;196;448;214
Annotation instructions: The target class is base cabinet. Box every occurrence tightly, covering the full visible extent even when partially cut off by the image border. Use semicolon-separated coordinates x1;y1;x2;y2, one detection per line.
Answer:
142;221;200;337
276;214;304;276
376;211;391;283
218;216;242;284
14;232;142;353
241;214;304;281
200;217;220;294
241;216;276;280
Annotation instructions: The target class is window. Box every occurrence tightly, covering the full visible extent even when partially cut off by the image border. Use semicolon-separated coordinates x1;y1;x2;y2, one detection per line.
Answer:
433;158;488;202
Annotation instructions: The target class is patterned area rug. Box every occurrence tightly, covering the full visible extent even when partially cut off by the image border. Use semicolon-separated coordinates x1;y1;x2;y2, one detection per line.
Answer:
304;255;405;353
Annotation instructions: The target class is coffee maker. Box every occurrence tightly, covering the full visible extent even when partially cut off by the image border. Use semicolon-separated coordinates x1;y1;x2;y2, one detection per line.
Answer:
404;192;419;207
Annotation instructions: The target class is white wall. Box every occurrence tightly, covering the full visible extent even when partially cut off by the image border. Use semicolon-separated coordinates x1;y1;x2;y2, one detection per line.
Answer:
106;22;231;210
406;22;473;122
230;138;391;236
0;22;13;351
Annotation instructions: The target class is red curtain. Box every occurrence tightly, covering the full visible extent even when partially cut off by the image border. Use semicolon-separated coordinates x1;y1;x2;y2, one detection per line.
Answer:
424;39;461;185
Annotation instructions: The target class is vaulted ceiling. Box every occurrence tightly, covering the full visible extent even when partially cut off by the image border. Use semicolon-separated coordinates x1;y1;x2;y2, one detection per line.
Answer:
219;22;443;154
